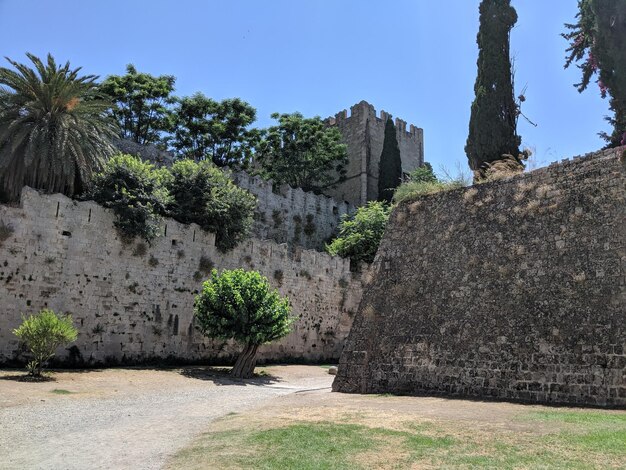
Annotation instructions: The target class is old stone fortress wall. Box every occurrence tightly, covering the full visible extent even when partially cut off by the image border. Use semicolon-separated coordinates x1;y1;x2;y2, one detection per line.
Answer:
0;101;421;366
0;188;365;365
334;146;626;407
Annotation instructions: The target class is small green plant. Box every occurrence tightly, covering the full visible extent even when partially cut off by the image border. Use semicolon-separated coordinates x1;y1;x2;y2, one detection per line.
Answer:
152;325;162;336
193;271;203;282
299;269;312;280
198;255;214;274
12;309;78;377
177;249;185;259
272;210;283;228
195;269;293;378
304;214;316;236
132;242;148;257
273;269;284;286
44;256;55;264
148;255;159;267
0;221;14;245
51;389;73;395
393;164;470;203
92;323;104;335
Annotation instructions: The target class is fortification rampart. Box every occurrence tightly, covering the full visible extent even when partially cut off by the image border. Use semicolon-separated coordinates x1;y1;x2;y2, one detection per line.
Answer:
0;189;365;366
232;171;354;251
334;146;626;407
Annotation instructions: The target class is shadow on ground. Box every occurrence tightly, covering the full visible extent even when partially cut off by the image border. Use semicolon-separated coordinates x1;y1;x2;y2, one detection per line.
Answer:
179;367;282;386
0;374;56;383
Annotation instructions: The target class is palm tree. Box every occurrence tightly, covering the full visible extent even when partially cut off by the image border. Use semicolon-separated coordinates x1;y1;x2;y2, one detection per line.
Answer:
0;53;118;201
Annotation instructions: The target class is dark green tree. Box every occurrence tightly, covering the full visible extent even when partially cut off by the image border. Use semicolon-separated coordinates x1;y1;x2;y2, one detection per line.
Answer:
377;118;403;203
99;65;176;146
169;93;259;167
255;112;347;191
166;159;256;251
465;0;522;179
563;0;626;147
194;269;293;378
0;53;117;201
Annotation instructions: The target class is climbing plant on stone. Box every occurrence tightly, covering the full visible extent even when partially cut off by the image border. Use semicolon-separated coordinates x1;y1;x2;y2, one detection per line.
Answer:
194;269;293;379
465;0;523;181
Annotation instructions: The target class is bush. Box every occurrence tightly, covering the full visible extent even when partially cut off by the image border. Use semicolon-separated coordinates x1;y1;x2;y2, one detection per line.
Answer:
87;154;171;242
13;309;78;376
194;269;293;378
393;164;469;203
326;201;391;265
166;160;256;251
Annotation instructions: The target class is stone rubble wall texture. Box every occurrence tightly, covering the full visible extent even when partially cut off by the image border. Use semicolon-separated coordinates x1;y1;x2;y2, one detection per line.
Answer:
333;147;626;407
232;171;355;252
0;188;365;366
325;101;424;206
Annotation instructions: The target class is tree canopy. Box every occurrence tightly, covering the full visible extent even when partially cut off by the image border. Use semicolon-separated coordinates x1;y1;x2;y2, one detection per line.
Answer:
194;269;292;378
0;53;117;201
169;93;259;167
563;0;626;147
100;64;176;146
255;112;347;191
465;0;523;180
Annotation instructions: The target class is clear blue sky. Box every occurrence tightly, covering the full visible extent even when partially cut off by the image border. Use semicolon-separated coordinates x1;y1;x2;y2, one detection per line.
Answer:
0;0;611;175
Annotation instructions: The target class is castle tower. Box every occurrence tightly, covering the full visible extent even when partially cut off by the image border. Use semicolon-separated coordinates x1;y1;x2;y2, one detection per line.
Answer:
324;101;424;206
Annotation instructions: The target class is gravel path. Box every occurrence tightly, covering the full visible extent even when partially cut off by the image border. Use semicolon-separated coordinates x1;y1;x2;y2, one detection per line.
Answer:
0;368;333;470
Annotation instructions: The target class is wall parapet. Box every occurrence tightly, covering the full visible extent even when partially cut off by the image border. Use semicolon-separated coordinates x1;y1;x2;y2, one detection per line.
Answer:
0;188;364;366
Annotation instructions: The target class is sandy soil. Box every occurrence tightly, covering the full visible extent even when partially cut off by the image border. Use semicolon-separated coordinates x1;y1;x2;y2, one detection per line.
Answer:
0;365;333;470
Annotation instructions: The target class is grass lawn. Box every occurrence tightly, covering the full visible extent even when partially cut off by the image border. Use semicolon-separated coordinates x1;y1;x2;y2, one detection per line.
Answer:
168;407;626;469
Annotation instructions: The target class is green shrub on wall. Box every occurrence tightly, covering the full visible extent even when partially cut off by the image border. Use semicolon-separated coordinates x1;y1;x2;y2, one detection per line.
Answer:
326;201;391;265
166;160;257;251
87;154;171;242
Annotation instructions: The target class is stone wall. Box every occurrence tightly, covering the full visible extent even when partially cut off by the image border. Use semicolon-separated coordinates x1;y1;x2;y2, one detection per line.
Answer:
0;188;365;366
334;147;626;407
232;171;354;251
325;101;424;205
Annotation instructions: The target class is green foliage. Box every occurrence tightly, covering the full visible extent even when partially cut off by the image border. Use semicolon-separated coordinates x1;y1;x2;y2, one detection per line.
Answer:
465;0;522;176
194;269;292;377
87;154;171;242
326;201;391;265
195;269;292;345
408;162;437;184
255;112;348;191
99;64;176;146
0;53;117;202
166;159;256;251
393;166;469;203
563;0;626;146
377;118;402;203
169;93;259;167
13;309;78;376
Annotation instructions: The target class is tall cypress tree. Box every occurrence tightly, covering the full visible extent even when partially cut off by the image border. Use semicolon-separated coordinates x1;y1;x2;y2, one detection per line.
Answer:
564;0;626;147
465;0;522;178
377;117;402;203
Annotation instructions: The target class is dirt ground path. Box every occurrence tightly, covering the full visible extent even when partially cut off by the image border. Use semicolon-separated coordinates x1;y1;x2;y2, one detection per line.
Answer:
0;365;333;470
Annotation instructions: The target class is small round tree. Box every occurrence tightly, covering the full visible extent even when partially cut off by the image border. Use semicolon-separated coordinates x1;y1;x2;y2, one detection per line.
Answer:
194;269;293;378
13;309;78;377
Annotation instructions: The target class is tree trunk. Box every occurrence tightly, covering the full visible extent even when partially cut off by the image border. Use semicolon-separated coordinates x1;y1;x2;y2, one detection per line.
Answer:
230;343;259;379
